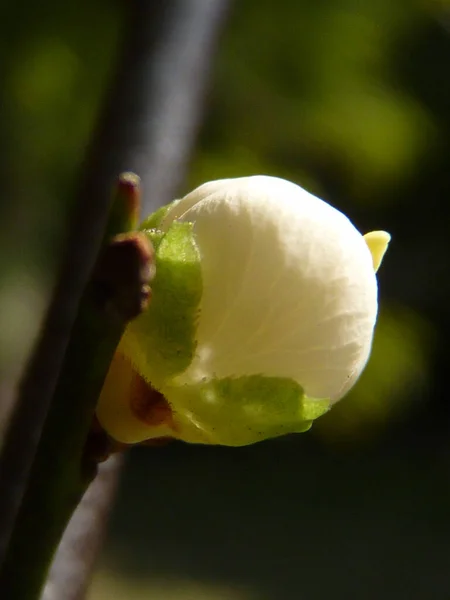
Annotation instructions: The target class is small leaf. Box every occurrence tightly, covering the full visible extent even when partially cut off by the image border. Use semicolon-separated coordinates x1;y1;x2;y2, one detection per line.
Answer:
167;374;330;446
121;221;202;387
139;198;180;230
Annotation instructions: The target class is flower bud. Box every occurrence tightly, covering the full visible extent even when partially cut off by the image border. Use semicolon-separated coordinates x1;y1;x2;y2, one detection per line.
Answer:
96;176;390;446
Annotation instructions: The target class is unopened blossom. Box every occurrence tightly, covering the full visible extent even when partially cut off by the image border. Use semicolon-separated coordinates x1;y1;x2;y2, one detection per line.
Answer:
96;176;390;446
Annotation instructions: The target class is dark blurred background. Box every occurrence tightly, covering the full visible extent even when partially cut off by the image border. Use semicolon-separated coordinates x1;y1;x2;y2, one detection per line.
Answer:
1;1;450;599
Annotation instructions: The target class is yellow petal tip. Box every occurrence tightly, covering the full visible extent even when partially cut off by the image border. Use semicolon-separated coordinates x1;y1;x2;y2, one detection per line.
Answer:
363;230;391;272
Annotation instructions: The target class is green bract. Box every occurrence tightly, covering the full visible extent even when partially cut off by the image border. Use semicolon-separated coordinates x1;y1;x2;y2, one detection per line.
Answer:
122;221;202;387
164;376;330;446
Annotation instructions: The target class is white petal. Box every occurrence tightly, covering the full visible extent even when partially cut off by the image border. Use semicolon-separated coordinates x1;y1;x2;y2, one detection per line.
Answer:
164;176;378;402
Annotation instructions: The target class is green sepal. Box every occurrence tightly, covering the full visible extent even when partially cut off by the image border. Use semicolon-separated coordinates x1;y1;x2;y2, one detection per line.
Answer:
121;221;202;387
139;198;180;230
167;374;330;446
301;395;331;422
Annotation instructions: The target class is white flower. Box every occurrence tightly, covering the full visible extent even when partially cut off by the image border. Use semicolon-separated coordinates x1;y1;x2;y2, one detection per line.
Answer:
161;175;386;401
96;175;390;446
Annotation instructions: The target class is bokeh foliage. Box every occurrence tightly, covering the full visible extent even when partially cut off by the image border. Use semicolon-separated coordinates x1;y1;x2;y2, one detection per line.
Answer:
1;0;450;599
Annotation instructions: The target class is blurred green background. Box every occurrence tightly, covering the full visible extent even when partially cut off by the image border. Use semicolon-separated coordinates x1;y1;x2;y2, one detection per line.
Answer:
2;0;450;598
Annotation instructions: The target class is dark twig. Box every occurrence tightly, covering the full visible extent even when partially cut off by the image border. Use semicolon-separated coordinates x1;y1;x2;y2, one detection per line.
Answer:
0;1;229;599
41;3;231;599
42;455;124;600
0;0;229;578
0;176;154;599
119;0;231;216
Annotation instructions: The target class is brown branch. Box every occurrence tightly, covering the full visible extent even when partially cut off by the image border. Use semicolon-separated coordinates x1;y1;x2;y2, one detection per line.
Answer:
0;0;230;580
42;455;124;600
0;178;155;600
41;5;232;596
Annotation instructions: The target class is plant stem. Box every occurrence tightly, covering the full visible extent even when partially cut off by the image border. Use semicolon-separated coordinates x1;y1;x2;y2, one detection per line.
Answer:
0;2;230;598
0;176;152;600
42;2;231;595
42;455;124;600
